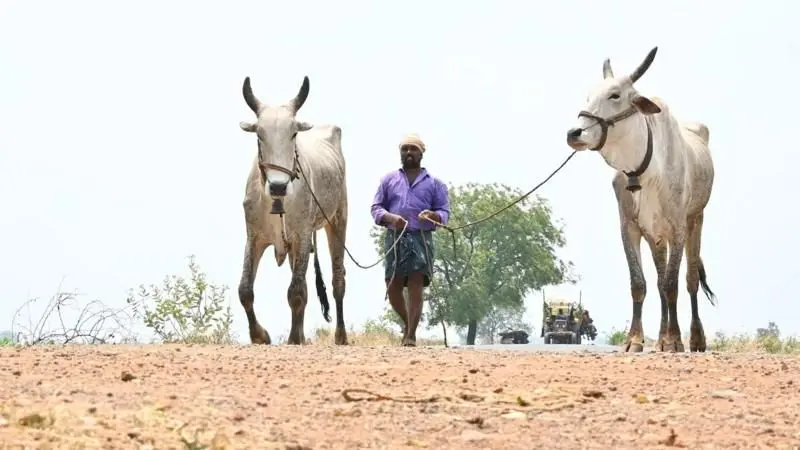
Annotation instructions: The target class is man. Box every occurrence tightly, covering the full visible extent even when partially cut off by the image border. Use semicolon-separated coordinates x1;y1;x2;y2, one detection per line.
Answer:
371;133;450;347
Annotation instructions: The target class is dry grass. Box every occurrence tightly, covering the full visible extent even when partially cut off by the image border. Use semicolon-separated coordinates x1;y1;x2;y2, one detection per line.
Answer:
310;324;445;347
709;332;800;354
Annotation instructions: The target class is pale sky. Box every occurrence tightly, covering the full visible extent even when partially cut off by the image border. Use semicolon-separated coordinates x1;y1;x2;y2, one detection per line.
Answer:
2;0;797;344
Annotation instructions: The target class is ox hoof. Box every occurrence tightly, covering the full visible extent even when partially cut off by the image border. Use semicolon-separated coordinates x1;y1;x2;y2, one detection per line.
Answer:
401;337;417;347
334;327;349;345
286;335;306;345
250;326;271;345
690;325;706;352
658;339;685;353
624;341;644;353
690;336;706;352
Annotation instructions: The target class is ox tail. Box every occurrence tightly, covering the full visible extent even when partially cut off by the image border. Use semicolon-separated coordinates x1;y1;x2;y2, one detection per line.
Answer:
697;257;717;306
312;231;332;322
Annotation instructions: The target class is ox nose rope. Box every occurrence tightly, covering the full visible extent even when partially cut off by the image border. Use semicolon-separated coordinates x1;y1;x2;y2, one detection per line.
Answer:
296;150;577;347
419;151;576;235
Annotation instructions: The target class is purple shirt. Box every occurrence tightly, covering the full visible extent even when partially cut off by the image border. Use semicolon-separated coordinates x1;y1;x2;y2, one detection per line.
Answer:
371;168;450;232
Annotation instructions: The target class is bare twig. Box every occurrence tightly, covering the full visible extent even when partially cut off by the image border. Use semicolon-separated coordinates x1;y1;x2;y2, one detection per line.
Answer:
11;281;136;346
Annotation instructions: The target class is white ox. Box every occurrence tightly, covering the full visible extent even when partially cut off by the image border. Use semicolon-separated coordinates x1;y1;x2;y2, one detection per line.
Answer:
237;76;349;345
566;47;716;353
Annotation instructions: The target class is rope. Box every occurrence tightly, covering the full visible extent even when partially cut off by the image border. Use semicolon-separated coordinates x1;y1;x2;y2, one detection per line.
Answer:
342;388;440;403
296;162;409;270
421;151;577;232
295;150;577;347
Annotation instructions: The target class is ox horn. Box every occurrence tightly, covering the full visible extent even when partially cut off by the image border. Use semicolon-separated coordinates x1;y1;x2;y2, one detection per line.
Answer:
628;47;658;84
602;58;614;79
291;76;310;113
242;77;262;115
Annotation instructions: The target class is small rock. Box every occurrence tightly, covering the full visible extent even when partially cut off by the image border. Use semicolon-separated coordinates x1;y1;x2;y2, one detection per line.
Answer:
501;411;527;420
582;389;604;399
459;393;484;402
211;430;231;449
460;429;490;441
634;393;650;404
465;416;485;428
710;389;744;400
120;371;136;382
81;416;98;427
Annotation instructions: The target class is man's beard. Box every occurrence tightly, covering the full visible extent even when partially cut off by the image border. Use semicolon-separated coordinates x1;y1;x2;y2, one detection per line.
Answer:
402;156;420;169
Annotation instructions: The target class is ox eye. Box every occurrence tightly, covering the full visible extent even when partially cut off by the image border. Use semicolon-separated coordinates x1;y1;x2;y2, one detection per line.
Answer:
292;132;298;139
609;93;621;100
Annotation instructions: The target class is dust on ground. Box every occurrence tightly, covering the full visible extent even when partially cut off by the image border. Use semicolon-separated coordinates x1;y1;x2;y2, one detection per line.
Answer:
0;345;798;449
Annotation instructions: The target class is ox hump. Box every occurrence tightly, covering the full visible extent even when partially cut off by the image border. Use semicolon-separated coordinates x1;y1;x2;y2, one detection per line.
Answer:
683;122;710;145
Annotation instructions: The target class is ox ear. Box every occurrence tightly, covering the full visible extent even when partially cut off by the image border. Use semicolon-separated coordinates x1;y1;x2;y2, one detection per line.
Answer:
239;121;257;133
631;94;661;115
296;121;313;132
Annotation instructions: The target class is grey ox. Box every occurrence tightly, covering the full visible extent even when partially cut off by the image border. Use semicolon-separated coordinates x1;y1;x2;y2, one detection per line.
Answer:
237;76;349;346
565;47;716;353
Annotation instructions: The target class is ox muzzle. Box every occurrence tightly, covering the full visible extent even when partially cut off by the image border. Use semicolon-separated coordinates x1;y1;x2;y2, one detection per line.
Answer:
258;163;299;215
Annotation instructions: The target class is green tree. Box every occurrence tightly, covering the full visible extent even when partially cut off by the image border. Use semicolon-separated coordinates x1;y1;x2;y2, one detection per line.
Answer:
126;255;235;344
371;182;574;345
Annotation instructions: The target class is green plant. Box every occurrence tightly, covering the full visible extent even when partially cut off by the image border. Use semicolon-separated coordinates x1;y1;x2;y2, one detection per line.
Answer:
126;255;234;344
606;327;628;346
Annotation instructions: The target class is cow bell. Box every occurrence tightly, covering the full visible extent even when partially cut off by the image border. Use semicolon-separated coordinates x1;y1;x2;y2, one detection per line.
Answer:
270;198;285;215
626;175;642;192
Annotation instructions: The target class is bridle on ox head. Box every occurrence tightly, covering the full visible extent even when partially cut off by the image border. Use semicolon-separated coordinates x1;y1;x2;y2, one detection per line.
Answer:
256;140;300;186
577;106;653;193
256;139;301;215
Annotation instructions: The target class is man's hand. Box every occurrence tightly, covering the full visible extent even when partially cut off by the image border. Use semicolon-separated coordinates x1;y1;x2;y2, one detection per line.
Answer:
418;209;439;224
386;213;407;229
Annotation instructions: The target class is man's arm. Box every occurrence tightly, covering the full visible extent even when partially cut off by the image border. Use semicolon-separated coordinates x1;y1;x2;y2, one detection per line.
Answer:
370;177;390;226
429;179;451;226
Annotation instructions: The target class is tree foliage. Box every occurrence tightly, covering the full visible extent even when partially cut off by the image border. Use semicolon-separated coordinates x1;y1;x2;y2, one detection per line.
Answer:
126;255;235;344
370;182;574;344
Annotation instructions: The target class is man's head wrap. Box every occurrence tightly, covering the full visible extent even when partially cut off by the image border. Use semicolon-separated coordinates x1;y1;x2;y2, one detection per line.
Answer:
399;133;426;153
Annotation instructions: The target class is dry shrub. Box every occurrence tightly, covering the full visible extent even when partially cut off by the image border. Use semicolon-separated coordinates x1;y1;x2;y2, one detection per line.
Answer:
710;331;800;354
310;319;445;346
11;282;136;346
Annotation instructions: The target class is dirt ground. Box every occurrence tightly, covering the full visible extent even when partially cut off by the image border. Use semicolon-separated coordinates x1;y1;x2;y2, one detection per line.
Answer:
0;345;798;450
